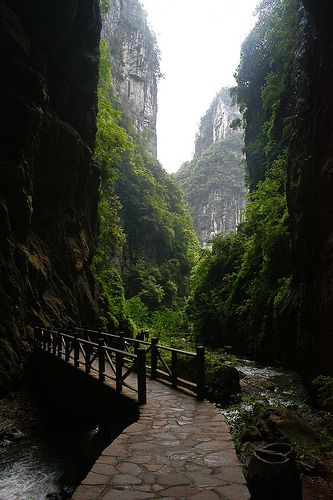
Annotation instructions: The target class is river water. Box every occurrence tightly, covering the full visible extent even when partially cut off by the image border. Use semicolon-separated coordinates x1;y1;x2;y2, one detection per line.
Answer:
0;422;110;499
0;384;118;500
220;357;309;432
0;359;134;500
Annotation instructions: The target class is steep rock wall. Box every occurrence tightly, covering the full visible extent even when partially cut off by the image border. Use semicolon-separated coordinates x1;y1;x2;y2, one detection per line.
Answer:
195;88;241;156
102;0;159;156
286;0;333;376
0;0;101;391
176;89;246;248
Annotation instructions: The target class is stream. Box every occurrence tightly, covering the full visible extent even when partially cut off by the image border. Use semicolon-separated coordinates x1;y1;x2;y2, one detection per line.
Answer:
0;356;135;500
220;357;310;432
0;387;118;500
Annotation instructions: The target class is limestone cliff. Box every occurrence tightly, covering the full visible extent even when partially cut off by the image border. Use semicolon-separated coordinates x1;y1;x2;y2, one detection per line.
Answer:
0;0;101;392
175;89;246;248
285;0;333;377
102;0;159;156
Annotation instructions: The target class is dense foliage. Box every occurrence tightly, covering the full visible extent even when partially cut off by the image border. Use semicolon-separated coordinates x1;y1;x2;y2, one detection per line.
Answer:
94;40;198;332
175;89;246;246
176;133;245;214
187;0;299;361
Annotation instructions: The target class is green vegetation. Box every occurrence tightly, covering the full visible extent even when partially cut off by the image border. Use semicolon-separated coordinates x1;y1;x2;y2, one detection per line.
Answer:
94;39;198;333
186;0;298;361
175;88;246;246
176;133;245;212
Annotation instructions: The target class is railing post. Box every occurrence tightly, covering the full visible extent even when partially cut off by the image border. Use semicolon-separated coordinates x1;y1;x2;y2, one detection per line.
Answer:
33;326;39;348
85;342;91;374
98;337;105;382
65;329;70;362
137;348;147;405
116;351;123;393
42;328;47;350
151;338;158;379
171;351;178;389
73;332;79;368
52;330;57;355
46;328;52;352
118;334;125;354
196;345;205;400
57;332;62;357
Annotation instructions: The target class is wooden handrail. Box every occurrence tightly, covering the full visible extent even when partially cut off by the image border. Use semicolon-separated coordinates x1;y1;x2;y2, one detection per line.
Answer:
33;326;206;401
33;326;147;405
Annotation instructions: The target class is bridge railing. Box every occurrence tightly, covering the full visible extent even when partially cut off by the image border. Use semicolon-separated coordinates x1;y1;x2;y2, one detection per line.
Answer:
33;327;147;405
34;326;205;402
73;328;205;400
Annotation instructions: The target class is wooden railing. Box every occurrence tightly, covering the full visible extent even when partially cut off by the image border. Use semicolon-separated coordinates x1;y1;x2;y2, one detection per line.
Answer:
33;326;147;405
33;326;205;403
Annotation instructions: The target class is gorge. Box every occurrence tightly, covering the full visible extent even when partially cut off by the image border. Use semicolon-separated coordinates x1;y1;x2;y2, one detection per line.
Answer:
1;0;333;497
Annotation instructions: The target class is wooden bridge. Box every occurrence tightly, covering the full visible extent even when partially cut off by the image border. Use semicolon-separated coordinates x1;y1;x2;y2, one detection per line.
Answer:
33;326;205;405
33;326;250;499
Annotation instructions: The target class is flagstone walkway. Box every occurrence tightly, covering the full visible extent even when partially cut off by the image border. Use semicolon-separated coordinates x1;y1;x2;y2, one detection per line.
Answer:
73;379;250;499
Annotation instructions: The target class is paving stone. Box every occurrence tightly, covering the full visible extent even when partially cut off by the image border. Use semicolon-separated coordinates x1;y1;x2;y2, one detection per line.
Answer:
116;462;142;475
184;471;223;487
82;472;110;486
142;471;158;483
204;450;237;467
158;472;191;486
112;474;142;486
135;484;153;492
194;440;228;451
102;444;128;457
127;455;152;464
97;455;118;466
159;485;200;497
123;423;146;433
191;491;221;500
214;483;251;499
72;484;106;499
91;463;117;476
101;489;157;499
152;484;165;492
145;463;164;471
213;466;247;484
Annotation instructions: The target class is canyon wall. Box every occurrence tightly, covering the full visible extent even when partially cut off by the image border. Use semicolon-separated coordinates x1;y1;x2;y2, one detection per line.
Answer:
0;0;101;391
102;0;159;156
285;0;333;376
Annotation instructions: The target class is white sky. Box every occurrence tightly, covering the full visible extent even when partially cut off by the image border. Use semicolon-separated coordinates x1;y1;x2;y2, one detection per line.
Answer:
140;0;259;172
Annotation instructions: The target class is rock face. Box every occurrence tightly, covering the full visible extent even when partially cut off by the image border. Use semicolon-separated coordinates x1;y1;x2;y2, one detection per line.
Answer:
285;0;333;377
0;0;101;391
176;89;246;248
195;88;241;156
102;0;159;156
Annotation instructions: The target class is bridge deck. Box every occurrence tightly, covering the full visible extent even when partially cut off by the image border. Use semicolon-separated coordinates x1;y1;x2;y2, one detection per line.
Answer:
73;377;250;500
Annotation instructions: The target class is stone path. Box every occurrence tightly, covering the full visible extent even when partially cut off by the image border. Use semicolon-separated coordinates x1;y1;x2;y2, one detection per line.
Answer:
73;378;250;499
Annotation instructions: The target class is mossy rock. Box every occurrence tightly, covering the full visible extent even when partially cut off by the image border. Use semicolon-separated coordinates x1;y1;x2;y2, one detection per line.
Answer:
205;361;241;403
